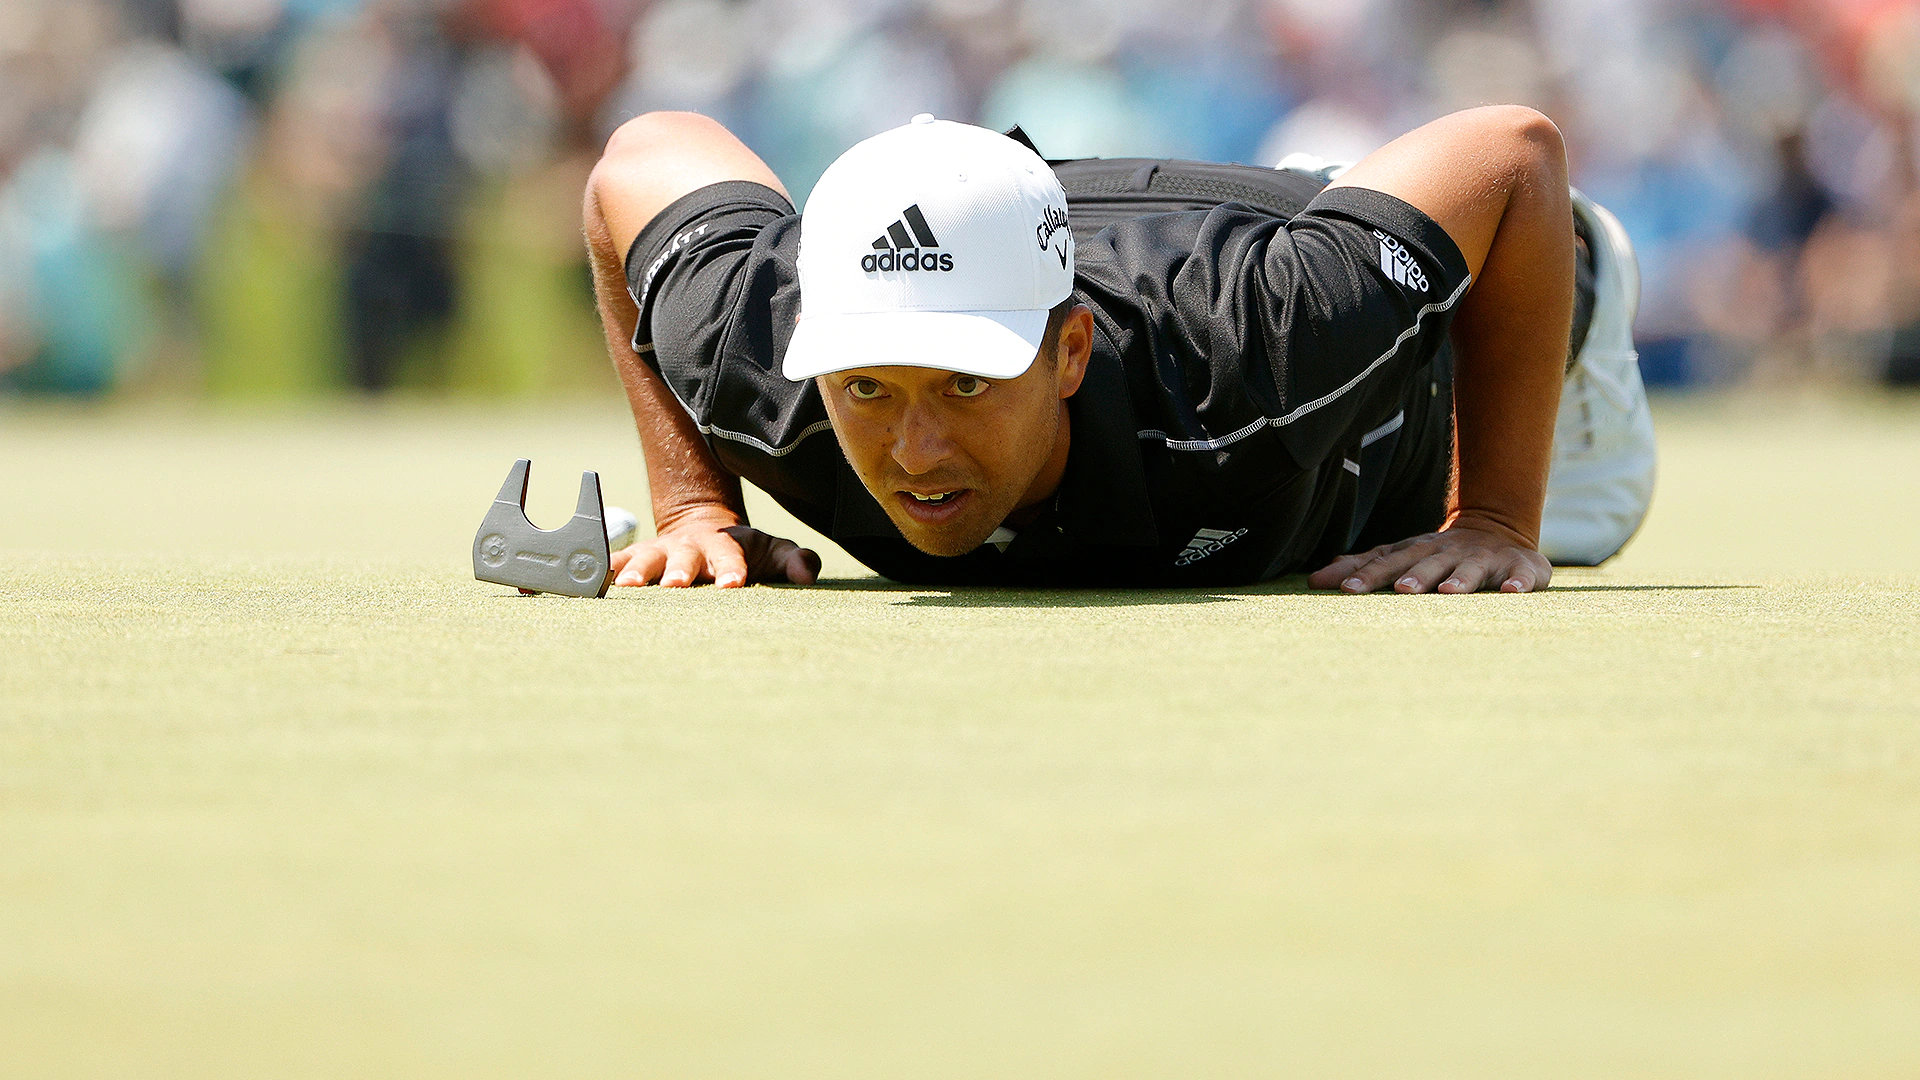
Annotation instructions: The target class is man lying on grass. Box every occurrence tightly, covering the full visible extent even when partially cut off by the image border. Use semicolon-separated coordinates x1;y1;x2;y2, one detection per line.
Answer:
582;105;1655;592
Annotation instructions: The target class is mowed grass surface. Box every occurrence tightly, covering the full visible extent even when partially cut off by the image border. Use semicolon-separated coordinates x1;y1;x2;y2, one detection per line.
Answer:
3;394;1918;1078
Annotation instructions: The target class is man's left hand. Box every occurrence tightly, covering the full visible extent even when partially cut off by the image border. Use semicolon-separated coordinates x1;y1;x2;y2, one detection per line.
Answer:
1309;521;1552;594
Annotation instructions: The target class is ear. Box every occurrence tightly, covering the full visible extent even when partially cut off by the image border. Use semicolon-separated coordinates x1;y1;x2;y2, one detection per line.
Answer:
1054;304;1093;399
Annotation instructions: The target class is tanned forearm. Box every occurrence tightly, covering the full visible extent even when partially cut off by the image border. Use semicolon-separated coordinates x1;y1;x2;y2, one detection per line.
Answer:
582;112;816;587
1309;106;1571;593
1435;121;1570;547
584;170;748;532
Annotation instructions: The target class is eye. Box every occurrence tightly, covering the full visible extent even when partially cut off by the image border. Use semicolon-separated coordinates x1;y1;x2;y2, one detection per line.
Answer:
950;375;989;397
846;378;884;400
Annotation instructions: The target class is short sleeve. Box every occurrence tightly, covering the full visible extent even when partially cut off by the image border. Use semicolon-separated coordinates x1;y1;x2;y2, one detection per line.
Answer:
1253;185;1471;462
622;180;801;435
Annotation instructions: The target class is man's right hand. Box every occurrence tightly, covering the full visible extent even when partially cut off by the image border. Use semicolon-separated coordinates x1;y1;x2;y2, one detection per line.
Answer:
589;114;812;591
610;510;821;588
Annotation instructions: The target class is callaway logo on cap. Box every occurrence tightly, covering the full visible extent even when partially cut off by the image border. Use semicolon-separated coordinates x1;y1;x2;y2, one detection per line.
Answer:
783;113;1074;383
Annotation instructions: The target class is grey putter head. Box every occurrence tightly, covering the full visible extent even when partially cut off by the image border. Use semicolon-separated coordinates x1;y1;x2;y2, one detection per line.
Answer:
473;458;612;598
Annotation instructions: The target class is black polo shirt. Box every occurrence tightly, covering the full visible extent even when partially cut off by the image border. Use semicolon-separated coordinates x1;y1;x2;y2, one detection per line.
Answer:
626;178;1471;585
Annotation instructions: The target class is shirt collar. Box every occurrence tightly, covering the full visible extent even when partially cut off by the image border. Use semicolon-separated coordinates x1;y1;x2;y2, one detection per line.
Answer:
830;348;1158;551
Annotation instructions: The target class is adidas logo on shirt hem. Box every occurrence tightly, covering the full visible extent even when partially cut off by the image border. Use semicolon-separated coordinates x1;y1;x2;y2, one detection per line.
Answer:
862;204;955;273
1174;527;1248;566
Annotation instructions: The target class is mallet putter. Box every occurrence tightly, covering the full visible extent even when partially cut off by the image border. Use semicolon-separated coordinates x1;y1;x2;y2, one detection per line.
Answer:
473;458;625;598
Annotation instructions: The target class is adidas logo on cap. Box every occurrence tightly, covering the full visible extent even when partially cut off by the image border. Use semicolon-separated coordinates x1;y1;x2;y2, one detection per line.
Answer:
860;204;955;274
782;115;1074;384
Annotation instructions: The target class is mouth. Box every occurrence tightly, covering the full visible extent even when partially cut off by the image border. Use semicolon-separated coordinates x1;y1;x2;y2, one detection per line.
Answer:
895;488;974;525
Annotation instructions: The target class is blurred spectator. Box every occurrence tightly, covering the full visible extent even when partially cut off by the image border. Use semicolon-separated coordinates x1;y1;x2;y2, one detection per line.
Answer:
197;3;385;395
0;0;153;393
342;2;466;392
3;0;1919;396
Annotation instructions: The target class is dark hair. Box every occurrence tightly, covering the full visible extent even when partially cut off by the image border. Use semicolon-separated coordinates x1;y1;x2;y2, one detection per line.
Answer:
1039;297;1077;356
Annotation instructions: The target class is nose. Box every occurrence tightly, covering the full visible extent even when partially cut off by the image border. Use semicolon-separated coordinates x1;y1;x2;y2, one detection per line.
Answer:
889;402;956;477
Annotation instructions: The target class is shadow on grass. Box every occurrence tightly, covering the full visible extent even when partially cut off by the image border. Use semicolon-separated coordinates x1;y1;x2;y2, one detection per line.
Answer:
1542;584;1759;592
801;576;1255;608
795;575;1756;608
803;575;1329;609
897;590;1241;608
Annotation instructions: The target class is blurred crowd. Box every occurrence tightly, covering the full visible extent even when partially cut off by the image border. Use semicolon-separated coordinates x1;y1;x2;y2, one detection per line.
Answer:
1;0;1917;396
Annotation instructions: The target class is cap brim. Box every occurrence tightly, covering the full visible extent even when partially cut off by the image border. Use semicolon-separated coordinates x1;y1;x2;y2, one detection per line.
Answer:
782;308;1050;382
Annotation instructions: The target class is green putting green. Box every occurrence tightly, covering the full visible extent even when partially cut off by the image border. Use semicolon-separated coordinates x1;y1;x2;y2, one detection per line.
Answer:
3;394;1917;1078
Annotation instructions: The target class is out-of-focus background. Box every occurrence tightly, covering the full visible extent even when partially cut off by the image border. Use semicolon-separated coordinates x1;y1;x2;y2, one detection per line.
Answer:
2;0;1917;400
8;5;1920;1073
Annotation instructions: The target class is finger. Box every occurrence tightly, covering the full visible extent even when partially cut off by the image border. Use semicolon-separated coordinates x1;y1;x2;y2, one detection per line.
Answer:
1393;551;1460;593
1436;553;1496;593
722;527;821;586
1341;542;1437;593
704;535;750;588
1309;546;1389;589
746;536;809;585
782;545;821;585
616;545;668;587
660;542;705;588
1499;554;1550;593
609;545;635;574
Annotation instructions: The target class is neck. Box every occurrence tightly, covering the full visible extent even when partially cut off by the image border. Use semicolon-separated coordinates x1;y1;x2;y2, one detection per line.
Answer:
1003;402;1071;529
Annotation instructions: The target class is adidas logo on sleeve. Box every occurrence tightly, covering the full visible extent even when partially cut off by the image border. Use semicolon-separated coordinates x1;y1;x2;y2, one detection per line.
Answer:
861;204;955;273
1374;230;1429;292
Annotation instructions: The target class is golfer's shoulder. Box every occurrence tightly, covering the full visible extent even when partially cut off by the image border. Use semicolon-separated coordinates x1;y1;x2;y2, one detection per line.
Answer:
596;112;791;242
624;180;800;319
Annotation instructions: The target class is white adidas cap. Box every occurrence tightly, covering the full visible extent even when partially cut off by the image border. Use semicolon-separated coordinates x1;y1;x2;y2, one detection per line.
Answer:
782;114;1074;383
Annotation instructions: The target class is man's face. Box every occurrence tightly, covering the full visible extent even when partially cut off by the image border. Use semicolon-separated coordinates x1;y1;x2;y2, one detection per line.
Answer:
818;351;1069;557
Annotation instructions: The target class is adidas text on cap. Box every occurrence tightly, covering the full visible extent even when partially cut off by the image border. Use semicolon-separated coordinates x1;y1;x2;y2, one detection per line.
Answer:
783;114;1074;383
